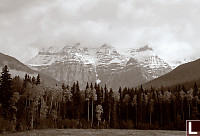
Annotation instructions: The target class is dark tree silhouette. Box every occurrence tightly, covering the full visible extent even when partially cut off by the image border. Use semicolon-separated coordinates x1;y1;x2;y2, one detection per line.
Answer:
0;65;13;118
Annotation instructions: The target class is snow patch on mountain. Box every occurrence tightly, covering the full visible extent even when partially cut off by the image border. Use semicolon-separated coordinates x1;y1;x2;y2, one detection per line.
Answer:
26;44;172;89
27;44;172;74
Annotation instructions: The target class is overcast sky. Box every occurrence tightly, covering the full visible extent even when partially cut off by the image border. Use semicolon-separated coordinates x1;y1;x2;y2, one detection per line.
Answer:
0;0;200;64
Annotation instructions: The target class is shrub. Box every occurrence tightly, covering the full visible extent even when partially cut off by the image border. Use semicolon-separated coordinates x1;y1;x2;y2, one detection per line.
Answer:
61;119;79;128
79;119;91;129
122;120;134;129
0;117;13;133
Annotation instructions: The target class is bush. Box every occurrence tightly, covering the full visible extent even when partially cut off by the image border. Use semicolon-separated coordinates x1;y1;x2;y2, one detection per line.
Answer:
61;119;79;128
0;117;13;133
38;118;55;129
121;120;134;129
79;119;91;129
16;118;27;131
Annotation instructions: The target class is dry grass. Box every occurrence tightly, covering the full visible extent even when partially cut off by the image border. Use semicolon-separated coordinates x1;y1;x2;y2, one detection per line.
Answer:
2;129;185;136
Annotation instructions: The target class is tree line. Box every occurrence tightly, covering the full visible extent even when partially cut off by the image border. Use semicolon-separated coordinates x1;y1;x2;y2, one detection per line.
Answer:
0;65;200;132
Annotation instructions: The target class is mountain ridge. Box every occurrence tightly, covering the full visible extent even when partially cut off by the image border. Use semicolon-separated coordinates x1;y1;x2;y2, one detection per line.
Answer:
0;52;61;87
26;44;172;90
142;57;200;89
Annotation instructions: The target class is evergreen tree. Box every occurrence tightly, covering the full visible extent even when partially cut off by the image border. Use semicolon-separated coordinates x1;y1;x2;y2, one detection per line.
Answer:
90;82;93;89
118;87;123;120
193;82;198;97
36;74;40;85
85;87;91;121
76;81;80;92
72;82;83;119
32;76;36;84
131;94;137;126
0;65;12;91
109;88;117;128
103;84;109;125
96;84;102;104
86;82;89;89
182;85;186;93
0;65;13;118
123;94;130;121
118;87;122;100
62;83;65;90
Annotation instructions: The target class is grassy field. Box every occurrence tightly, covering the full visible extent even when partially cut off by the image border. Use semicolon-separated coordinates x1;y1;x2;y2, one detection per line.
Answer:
2;129;185;136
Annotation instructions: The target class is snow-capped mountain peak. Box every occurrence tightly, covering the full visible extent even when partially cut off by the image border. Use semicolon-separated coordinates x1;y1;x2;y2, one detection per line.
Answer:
26;44;172;90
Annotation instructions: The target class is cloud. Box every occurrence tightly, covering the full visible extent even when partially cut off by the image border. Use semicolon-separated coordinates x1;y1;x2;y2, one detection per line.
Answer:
0;0;200;63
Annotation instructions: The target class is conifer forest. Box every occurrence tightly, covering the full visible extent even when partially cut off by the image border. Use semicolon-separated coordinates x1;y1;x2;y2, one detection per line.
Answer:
0;65;199;132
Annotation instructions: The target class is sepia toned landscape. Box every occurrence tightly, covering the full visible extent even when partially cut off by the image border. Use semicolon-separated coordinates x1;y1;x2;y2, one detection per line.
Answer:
1;0;200;135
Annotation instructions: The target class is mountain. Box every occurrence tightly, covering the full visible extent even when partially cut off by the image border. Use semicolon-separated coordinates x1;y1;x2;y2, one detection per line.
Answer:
0;52;60;87
143;58;200;89
26;44;172;90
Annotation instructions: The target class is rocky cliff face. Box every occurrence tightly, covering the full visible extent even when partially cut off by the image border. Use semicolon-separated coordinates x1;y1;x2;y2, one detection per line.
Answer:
26;44;172;90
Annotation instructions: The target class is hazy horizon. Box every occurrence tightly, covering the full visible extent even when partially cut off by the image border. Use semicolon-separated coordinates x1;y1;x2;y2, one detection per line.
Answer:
0;0;200;64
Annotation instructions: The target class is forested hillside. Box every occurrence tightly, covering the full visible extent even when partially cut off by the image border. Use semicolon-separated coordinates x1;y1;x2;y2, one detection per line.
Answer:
0;65;199;132
143;58;200;89
0;52;61;87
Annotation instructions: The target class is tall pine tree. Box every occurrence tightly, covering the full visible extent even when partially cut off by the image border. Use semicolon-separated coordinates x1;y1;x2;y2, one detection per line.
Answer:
0;65;13;118
36;74;40;85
